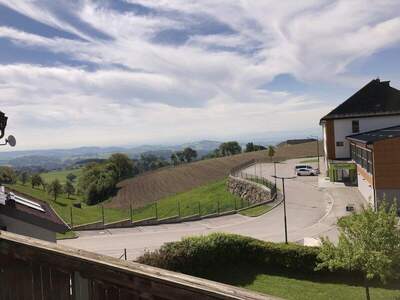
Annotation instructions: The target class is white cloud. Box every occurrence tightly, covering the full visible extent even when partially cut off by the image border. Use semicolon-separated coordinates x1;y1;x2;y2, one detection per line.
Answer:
0;0;400;149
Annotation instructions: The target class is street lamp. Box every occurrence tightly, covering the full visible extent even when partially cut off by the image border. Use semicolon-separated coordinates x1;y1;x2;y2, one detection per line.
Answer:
272;175;295;244
273;161;281;187
0;111;16;147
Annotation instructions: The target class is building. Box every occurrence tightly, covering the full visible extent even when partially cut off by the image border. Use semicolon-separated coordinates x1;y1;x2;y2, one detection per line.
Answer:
320;79;400;208
0;186;68;242
347;126;400;208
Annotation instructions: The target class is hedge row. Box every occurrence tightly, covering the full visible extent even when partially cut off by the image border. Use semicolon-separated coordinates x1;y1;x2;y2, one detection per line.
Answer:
137;232;323;277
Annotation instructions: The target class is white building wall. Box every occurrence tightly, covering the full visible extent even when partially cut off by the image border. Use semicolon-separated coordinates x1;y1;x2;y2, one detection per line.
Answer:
0;214;56;242
357;173;374;207
334;115;400;159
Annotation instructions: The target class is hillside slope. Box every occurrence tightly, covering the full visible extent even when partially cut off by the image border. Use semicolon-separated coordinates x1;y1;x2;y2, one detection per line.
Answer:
108;141;323;209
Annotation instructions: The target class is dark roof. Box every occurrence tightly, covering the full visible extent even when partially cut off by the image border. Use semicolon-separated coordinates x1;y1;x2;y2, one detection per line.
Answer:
320;79;400;122
0;188;69;233
346;125;400;144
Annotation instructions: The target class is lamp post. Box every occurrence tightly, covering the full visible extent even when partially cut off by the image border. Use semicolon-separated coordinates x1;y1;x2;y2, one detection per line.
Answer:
0;111;16;147
272;175;295;244
273;161;281;187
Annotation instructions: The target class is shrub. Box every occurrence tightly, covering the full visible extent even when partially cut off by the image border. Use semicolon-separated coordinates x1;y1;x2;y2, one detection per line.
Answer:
137;233;321;276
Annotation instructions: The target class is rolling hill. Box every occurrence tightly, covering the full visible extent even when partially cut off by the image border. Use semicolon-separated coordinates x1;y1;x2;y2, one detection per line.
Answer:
108;141;323;209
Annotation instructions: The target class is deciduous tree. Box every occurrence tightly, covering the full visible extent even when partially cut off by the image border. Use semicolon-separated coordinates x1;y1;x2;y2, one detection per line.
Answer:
31;173;44;189
109;153;134;180
19;171;29;185
47;179;63;202
317;204;400;300
64;180;75;199
183;147;197;162
66;173;77;183
267;146;275;161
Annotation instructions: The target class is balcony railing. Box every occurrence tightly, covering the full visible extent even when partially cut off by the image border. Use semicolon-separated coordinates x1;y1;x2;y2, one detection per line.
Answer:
0;230;274;300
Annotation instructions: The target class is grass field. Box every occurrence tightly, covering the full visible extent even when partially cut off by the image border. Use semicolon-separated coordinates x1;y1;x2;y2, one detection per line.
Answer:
6;183;128;226
110;141;322;209
41;168;82;185
126;178;246;221
6;178;250;228
206;265;400;300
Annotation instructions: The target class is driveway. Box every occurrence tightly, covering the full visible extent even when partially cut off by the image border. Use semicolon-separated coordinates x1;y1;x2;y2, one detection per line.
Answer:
60;158;367;260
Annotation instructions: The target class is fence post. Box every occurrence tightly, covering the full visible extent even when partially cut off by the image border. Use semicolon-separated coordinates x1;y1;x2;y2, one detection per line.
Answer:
130;203;133;222
217;199;220;214
101;205;105;226
155;202;158;219
198;202;201;215
70;206;73;228
124;248;127;261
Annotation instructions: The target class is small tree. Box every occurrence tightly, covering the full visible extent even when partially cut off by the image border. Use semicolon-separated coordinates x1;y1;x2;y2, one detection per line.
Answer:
47;179;63;202
64;180;75;199
245;142;255;152
19;172;29;185
267;145;275;161
183;147;197;162
31;174;44;189
170;153;179;166
66;173;77;183
317;204;400;300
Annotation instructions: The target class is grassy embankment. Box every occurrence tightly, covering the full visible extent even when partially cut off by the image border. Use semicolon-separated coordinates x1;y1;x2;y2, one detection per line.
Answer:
8;178;269;239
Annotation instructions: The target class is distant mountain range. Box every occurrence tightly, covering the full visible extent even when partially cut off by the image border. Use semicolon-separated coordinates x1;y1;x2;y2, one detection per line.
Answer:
0;140;223;170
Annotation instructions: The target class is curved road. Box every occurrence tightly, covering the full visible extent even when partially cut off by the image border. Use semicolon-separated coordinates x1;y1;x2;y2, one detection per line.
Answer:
60;158;365;260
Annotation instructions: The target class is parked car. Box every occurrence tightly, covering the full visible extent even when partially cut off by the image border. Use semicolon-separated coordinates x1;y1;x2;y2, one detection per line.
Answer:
294;165;313;173
296;168;318;176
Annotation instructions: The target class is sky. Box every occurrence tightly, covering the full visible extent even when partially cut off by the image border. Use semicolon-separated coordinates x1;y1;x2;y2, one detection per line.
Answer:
1;1;400;150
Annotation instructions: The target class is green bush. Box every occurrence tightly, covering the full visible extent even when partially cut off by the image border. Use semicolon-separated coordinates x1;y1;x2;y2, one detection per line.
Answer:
137;233;321;276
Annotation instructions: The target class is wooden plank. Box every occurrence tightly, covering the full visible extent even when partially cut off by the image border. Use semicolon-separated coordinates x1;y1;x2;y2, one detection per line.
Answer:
0;231;274;300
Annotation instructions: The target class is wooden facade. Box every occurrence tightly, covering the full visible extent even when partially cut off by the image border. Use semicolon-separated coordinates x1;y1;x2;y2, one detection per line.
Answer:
373;137;400;189
324;120;335;160
0;231;274;300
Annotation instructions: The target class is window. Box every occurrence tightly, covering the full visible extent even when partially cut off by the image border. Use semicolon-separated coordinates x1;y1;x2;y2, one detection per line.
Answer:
350;143;373;174
352;120;360;133
336;141;344;147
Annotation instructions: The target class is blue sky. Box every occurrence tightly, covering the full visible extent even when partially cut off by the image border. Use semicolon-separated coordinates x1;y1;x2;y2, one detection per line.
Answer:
1;0;400;150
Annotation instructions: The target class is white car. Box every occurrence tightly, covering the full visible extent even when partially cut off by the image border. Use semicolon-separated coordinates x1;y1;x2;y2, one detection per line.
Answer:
297;168;318;176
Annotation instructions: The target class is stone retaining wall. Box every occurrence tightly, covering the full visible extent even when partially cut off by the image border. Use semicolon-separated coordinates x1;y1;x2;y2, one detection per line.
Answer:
227;175;271;204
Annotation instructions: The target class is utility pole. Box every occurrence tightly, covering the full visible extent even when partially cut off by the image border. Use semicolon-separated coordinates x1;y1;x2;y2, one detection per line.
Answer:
272;175;295;244
273;161;281;187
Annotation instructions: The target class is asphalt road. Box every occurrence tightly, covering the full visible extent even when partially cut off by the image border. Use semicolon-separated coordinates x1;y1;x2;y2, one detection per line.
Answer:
60;158;366;260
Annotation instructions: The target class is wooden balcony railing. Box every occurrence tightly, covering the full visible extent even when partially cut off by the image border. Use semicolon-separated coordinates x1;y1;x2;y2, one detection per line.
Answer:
0;230;276;300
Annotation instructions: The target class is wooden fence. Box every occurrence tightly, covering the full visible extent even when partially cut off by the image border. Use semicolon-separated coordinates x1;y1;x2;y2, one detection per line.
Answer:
0;230;275;300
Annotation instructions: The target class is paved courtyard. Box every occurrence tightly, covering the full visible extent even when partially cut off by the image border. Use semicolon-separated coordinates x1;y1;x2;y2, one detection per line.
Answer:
60;158;367;260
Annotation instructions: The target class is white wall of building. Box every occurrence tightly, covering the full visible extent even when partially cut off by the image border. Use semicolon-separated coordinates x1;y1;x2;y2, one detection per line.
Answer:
0;214;56;242
357;173;374;207
334;115;400;158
